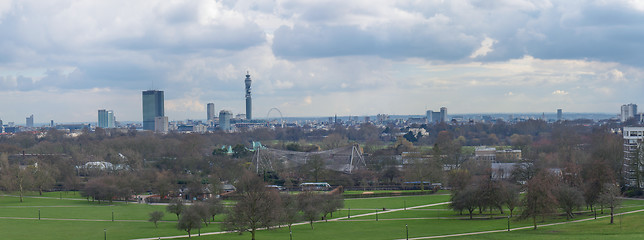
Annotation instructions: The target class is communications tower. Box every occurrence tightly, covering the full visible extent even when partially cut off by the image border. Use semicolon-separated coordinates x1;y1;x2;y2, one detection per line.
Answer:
245;71;252;120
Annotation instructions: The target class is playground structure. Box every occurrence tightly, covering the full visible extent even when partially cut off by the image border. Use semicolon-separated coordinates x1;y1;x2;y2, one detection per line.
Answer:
252;144;366;174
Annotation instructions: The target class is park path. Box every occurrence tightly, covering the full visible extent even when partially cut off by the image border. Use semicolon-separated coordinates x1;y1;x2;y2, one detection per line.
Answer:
329;201;450;222
0;216;148;222
0;194;87;201
395;208;644;240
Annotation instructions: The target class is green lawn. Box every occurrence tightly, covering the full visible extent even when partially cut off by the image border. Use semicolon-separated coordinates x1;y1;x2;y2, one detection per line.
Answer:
343;190;450;195
1;191;643;240
0;195;228;222
343;194;450;210
343;190;425;194
450;211;644;240
194;207;644;240
0;218;221;239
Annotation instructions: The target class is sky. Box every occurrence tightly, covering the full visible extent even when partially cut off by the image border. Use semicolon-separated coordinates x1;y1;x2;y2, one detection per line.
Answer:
1;0;644;123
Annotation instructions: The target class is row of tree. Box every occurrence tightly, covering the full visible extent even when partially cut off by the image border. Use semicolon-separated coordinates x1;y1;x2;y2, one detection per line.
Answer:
223;172;344;240
147;172;344;239
449;169;622;229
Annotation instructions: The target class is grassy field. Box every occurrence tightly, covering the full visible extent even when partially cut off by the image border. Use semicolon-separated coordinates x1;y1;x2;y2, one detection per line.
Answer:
342;190;450;195
0;191;643;240
450;211;644;240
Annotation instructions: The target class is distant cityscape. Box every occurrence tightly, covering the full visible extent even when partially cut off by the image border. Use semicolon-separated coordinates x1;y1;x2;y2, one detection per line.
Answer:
0;71;640;134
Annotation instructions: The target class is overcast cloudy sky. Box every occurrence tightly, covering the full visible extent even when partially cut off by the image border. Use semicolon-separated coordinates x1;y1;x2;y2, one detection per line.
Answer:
1;0;643;123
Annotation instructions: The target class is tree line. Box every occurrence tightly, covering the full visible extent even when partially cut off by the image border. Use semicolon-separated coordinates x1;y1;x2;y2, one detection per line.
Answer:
151;172;343;239
0;120;636;203
449;164;622;229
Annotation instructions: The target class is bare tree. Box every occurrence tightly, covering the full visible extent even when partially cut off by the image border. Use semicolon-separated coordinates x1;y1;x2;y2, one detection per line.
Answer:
191;201;212;226
148;211;164;228
177;205;203;238
223;172;282;240
278;193;300;228
321;193;344;221
555;185;585;220
479;177;504;215
82;176;118;204
598;182;622;224
582;159;614;215
520;170;559;230
449;185;478;219
447;169;471;192
1;163;33;202
304;155;325;182
500;182;520;217
31;161;57;196
298;191;322;229
151;170;176;200
166;198;185;220
403;152;440;192
206;197;225;223
322;133;348;150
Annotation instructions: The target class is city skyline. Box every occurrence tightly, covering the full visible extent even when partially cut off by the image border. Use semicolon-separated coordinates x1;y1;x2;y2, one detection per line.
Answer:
1;1;644;123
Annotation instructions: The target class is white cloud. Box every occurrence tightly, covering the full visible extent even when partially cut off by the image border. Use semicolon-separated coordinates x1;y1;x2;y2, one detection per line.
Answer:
552;90;569;95
274;80;294;89
470;37;498;59
598;69;626;82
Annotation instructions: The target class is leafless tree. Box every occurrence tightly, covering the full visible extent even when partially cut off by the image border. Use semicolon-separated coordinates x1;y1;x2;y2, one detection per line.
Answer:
206;197;225;223
450;184;478;219
1;163;32;202
31;161;57;195
298;191;322;229
555;185;585;220
278;193;300;228
321;193;344;221
177;205;203;238
303;155;326;182
520;170;559;229
500;181;520;217
223;172;282;240
191;201;213;226
148;211;164;228
166;198;185;220
598;182;622;224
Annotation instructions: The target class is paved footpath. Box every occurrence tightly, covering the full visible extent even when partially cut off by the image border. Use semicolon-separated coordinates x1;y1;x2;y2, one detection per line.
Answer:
0;194;87;201
0;216;148;222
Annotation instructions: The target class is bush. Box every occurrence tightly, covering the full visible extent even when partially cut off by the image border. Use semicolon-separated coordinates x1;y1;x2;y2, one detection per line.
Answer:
624;188;643;198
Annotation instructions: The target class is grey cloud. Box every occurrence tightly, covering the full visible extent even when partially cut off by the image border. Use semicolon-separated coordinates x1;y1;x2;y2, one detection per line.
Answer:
0;1;266;62
0;75;37;91
73;61;168;90
506;4;644;66
272;24;477;60
271;1;644;67
113;26;265;53
16;76;36;91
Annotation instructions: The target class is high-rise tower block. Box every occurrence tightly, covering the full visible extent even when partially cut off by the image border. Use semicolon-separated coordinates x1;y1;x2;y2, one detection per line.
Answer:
142;90;164;131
